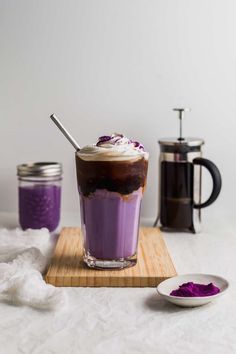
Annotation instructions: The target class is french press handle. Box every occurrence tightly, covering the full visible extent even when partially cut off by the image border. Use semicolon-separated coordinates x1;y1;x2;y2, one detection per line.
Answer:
193;157;222;209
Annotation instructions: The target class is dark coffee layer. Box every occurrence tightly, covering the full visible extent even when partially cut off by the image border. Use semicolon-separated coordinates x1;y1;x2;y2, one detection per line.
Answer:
160;161;193;229
76;155;148;196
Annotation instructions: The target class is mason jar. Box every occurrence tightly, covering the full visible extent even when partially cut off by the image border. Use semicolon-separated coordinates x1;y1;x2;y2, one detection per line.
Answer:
17;162;62;232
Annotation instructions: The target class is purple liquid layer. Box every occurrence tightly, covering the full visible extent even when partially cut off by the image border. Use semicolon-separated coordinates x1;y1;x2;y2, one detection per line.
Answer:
19;185;61;232
80;188;142;259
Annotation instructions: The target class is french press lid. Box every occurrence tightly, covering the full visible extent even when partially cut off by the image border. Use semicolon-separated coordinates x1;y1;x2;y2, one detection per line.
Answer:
159;108;204;153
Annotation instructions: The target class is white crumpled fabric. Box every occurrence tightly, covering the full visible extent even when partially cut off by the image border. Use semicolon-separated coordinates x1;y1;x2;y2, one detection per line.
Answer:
0;228;66;310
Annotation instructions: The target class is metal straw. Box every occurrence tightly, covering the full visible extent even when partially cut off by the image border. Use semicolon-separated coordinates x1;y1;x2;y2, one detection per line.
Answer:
50;113;81;151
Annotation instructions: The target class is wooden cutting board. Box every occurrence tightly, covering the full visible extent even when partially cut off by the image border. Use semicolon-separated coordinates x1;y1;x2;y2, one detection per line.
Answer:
45;227;177;287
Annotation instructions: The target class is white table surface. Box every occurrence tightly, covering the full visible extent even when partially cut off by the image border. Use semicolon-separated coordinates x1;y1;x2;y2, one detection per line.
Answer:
0;210;235;354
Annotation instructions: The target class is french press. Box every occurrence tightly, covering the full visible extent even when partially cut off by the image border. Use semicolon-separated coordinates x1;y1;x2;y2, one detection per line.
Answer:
154;108;222;233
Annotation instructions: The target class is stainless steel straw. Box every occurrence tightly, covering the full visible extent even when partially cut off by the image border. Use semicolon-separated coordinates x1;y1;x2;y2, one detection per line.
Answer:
50;113;81;151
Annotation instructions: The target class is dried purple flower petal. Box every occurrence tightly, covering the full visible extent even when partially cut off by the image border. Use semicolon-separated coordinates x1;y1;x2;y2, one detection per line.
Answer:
96;136;112;146
132;141;140;148
96;134;146;151
98;135;111;142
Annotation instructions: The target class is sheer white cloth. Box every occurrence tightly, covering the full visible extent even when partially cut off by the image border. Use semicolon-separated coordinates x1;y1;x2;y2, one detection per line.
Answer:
0;228;66;310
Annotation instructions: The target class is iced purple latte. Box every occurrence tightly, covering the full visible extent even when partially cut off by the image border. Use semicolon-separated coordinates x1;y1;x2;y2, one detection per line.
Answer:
76;134;148;269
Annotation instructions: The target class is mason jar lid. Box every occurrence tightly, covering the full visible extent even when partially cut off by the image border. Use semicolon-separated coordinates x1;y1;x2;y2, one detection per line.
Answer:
17;162;62;178
159;137;204;147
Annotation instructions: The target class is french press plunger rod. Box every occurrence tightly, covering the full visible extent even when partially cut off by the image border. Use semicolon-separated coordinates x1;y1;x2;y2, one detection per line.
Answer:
173;107;191;141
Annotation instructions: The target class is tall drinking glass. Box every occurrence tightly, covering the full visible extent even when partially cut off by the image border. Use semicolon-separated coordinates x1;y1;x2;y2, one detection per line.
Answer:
75;135;148;269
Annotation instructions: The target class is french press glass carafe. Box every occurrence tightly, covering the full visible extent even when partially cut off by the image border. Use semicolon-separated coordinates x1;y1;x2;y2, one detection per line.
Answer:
154;108;222;233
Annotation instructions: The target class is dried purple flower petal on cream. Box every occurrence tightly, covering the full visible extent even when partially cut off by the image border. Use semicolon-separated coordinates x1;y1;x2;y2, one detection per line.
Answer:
96;136;112;146
95;133;146;152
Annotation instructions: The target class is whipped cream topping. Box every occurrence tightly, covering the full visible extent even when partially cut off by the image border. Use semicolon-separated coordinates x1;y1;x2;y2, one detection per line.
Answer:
77;133;148;161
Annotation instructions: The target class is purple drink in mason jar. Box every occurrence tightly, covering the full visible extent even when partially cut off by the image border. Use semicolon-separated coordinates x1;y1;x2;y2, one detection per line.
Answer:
17;162;62;232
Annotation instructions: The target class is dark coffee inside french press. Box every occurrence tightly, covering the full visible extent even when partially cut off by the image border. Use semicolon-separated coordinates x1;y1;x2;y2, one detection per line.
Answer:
154;108;222;233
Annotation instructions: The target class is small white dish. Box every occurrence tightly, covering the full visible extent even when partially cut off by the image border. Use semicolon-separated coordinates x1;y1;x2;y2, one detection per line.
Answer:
157;273;229;307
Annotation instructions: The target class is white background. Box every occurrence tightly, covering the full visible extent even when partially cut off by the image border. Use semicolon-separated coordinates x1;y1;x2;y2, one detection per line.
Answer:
1;0;236;221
